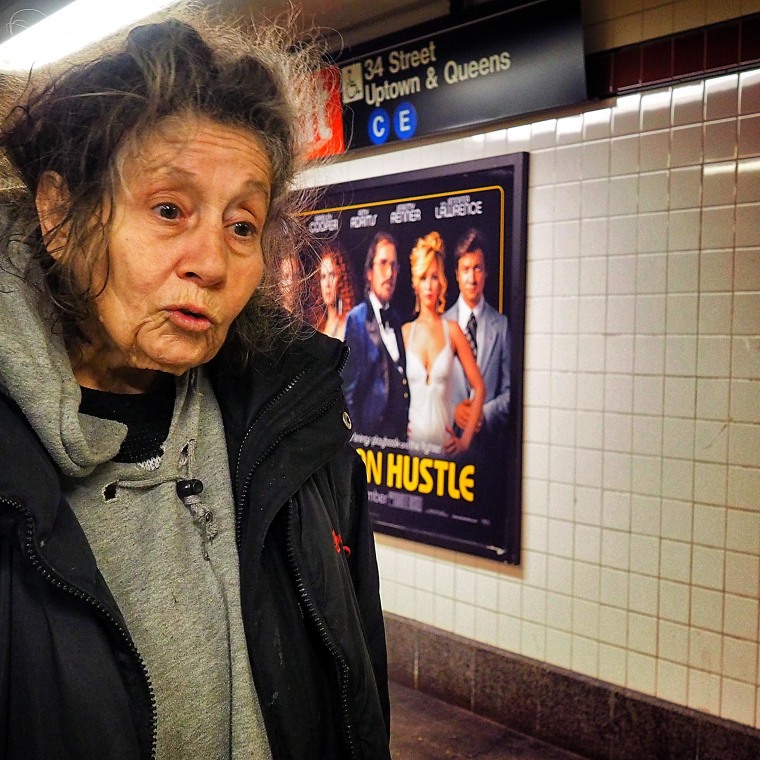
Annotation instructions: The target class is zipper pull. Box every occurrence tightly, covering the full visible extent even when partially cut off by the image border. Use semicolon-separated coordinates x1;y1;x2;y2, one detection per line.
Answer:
203;510;219;557
176;479;217;561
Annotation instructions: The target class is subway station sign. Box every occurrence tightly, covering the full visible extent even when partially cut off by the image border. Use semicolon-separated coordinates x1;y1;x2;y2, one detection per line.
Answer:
338;0;586;150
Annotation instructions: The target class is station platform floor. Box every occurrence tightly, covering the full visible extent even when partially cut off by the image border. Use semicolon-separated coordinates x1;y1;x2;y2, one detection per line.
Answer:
389;680;586;760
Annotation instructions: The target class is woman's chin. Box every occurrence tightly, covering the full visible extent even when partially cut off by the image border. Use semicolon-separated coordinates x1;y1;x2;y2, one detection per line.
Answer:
132;345;220;377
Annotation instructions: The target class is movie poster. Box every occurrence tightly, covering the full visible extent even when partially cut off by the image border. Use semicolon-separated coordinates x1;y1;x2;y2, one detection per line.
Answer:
304;154;528;564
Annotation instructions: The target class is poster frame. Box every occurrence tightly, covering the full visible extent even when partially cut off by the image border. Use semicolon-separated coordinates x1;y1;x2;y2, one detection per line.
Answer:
309;152;528;564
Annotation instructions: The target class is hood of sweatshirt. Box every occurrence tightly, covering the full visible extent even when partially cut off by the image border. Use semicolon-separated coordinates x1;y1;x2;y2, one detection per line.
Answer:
0;210;125;477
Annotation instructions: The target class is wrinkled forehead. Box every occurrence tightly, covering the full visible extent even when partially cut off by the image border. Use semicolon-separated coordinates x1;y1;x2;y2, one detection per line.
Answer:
114;114;271;194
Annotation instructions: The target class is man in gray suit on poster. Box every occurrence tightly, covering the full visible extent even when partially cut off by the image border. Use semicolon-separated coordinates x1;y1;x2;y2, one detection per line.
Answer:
444;228;511;449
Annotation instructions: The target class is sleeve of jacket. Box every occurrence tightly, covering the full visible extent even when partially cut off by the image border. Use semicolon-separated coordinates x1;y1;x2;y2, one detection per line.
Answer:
345;449;390;737
482;314;511;431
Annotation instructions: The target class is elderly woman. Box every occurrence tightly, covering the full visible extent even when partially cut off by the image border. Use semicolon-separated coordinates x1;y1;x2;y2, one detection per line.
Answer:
0;14;390;760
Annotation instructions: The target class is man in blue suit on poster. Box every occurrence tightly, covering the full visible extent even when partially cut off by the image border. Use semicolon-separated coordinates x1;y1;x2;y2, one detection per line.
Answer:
342;231;410;441
444;228;511;452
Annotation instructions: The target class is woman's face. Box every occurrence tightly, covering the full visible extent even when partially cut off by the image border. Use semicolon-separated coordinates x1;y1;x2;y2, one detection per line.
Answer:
320;255;338;307
416;259;442;311
71;117;271;391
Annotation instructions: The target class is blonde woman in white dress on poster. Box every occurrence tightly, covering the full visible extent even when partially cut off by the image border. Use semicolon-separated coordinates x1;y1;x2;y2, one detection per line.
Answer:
402;232;485;455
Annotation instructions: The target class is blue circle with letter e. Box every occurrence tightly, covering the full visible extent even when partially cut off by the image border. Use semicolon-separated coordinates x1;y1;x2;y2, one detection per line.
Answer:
393;102;417;140
368;108;390;145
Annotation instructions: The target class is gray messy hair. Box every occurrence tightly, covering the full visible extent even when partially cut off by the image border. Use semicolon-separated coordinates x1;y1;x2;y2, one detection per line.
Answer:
0;3;329;360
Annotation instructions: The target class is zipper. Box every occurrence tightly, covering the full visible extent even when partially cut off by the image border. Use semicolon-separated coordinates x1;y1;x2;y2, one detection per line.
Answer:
233;355;356;756
337;342;350;374
233;368;307;546
234;366;343;548
285;501;359;759
233;342;349;523
2;495;158;759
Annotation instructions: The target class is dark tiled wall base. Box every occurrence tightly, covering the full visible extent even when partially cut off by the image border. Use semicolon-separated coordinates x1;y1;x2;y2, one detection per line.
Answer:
385;614;760;760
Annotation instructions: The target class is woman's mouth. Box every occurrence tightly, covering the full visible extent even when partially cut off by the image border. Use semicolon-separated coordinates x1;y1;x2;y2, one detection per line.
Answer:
167;307;213;332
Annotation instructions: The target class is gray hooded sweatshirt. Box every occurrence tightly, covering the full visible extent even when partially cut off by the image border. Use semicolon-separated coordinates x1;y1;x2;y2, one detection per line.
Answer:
0;225;271;759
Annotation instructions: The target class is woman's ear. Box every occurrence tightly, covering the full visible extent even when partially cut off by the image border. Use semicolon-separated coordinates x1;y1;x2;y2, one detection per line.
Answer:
35;171;70;254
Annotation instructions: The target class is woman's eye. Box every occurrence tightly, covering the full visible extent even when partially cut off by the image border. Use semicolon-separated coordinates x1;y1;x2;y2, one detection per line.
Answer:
232;221;256;238
155;203;181;220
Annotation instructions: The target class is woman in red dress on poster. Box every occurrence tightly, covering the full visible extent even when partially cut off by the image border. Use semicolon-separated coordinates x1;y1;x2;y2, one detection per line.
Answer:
316;244;356;341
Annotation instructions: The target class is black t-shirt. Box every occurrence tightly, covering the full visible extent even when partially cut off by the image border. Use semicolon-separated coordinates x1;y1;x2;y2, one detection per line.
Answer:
78;378;175;463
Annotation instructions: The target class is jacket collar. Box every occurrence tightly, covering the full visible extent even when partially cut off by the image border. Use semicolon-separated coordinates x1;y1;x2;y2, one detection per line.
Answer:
209;330;352;516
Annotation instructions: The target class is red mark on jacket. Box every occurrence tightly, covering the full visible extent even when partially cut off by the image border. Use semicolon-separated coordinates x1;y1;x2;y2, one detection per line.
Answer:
332;529;351;557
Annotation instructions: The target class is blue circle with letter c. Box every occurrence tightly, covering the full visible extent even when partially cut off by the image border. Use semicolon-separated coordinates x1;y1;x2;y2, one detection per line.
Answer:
368;108;390;145
393;102;417;140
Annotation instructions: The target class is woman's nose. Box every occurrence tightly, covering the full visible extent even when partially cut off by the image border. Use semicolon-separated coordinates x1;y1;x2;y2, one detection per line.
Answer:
179;224;227;285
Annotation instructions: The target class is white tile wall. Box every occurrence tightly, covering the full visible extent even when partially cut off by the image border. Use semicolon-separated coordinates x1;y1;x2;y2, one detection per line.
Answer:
302;66;760;730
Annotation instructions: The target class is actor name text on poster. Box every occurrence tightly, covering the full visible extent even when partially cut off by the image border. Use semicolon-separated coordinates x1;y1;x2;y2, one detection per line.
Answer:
390;202;421;224
350;209;378;228
435;195;484;218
